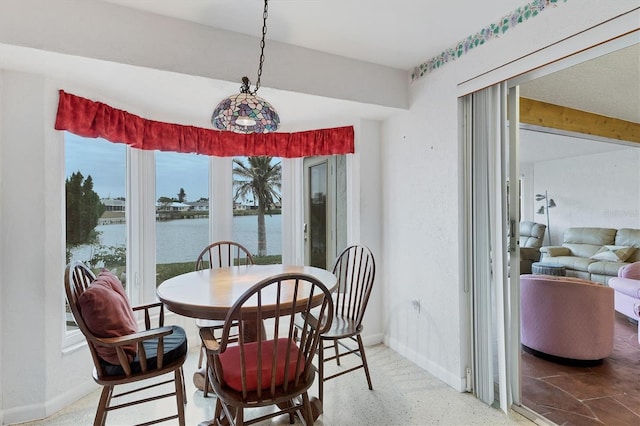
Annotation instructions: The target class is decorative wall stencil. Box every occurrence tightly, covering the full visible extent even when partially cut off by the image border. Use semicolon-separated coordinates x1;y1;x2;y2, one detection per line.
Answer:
411;0;569;81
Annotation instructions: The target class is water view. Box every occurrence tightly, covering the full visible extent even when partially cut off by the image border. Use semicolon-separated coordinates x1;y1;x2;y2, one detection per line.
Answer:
71;215;282;264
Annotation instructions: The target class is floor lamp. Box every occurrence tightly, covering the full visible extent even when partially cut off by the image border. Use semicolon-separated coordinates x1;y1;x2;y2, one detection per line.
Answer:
536;191;556;245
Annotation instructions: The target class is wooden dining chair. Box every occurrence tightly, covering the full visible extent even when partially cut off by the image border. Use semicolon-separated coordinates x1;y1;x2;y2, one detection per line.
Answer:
200;272;334;426
64;261;187;426
317;244;376;402
194;240;254;396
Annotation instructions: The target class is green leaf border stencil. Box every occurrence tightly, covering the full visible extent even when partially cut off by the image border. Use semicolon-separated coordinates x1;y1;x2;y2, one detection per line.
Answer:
411;0;569;81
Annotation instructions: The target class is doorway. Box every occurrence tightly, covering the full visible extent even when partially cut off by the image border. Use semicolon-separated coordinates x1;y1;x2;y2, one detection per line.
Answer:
303;155;348;268
513;43;640;425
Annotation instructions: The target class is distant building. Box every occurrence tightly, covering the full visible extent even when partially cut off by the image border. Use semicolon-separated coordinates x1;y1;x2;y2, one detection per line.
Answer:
156;201;190;212
101;198;125;212
185;200;209;211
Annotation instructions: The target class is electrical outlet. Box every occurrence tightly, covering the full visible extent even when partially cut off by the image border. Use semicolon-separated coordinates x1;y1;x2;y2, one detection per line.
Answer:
411;298;421;313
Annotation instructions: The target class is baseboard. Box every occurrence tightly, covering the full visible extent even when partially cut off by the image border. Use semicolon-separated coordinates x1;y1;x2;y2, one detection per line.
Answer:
2;379;97;425
386;336;467;392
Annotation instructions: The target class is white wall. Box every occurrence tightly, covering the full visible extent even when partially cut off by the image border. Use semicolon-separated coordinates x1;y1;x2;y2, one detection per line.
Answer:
382;68;466;388
529;147;640;246
381;0;639;393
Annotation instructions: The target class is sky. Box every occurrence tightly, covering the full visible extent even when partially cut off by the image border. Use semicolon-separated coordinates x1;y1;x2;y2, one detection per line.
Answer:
65;132;209;201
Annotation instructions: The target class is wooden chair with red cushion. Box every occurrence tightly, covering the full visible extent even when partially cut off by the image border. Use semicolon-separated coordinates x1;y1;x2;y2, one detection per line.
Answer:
199;272;334;426
194;240;255;396
65;261;187;426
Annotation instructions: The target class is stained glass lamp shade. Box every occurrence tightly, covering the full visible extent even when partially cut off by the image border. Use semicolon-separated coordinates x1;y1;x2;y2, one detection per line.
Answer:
212;92;280;134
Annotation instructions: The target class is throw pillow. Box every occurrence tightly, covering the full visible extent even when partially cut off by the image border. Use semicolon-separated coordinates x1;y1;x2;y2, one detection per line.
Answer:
545;247;570;257
618;261;640;279
78;270;138;365
590;245;635;262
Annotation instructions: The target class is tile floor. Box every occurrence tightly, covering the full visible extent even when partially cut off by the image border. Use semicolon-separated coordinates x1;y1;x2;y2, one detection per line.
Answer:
521;312;640;426
19;344;534;426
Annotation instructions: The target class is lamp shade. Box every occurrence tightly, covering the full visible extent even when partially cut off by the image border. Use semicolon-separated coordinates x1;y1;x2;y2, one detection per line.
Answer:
212;92;280;134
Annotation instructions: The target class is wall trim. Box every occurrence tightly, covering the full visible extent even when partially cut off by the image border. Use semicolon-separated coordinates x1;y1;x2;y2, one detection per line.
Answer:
411;0;569;81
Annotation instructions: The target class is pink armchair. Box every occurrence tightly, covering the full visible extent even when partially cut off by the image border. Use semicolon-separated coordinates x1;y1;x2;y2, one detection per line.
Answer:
608;261;640;343
520;274;614;364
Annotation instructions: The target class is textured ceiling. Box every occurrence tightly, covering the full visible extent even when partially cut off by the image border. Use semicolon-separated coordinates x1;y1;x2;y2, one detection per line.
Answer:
520;44;640;124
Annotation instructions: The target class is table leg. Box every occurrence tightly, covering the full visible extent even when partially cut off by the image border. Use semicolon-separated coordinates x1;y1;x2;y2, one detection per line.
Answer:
193;367;207;392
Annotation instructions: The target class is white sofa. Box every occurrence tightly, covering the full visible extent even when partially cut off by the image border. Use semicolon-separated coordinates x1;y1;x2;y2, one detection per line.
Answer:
540;227;640;284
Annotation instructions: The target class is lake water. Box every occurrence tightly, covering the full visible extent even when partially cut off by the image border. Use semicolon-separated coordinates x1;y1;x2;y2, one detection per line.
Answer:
71;215;282;264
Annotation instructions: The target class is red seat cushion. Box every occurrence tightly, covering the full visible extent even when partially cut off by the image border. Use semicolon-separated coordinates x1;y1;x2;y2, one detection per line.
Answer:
219;338;304;392
78;270;138;365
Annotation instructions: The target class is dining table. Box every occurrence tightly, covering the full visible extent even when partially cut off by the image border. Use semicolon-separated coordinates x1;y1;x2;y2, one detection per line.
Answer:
156;263;338;424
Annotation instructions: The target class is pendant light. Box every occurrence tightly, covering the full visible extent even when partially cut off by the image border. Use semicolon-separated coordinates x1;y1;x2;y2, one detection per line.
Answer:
211;0;280;134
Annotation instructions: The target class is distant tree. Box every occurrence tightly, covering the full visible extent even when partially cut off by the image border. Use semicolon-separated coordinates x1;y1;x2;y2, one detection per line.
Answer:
177;188;187;203
157;196;175;203
233;156;281;256
65;171;105;247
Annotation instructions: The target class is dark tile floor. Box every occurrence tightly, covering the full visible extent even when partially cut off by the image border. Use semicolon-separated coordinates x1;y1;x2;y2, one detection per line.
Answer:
521;312;640;426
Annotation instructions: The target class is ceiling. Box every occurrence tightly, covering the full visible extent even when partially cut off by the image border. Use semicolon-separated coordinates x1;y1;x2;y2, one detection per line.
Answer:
97;0;638;123
100;0;520;71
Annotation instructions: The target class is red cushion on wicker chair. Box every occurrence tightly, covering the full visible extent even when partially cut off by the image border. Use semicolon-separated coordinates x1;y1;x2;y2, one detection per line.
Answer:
219;338;304;392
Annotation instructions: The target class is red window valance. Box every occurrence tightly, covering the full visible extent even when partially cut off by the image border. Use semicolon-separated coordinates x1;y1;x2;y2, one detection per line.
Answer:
54;90;354;158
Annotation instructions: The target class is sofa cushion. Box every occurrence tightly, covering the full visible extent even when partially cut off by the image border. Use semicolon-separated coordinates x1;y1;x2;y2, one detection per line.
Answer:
564;243;602;259
588;261;629;277
590;245;635;262
547;256;595;273
618;261;640;280
520;221;546;249
544;247;571;257
563;227;616;246
616;229;640;262
78;270;138;365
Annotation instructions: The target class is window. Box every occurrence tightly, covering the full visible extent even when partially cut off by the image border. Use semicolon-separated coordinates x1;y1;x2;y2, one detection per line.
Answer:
155;151;210;284
64;132;126;332
64;140;288;336
232;156;282;264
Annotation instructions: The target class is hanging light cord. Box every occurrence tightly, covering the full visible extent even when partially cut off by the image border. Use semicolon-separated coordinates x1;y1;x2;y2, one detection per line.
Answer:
241;0;269;95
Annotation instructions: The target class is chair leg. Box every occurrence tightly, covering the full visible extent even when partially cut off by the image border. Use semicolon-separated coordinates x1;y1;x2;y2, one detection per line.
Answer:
333;340;341;365
318;340;325;402
356;334;373;390
203;362;210;397
181;366;187;404
300;392;314;426
214;399;224;424
198;342;205;369
94;385;113;426
175;368;186;426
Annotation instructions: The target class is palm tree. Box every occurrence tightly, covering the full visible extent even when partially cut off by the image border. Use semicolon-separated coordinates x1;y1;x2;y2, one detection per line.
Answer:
233;156;282;257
